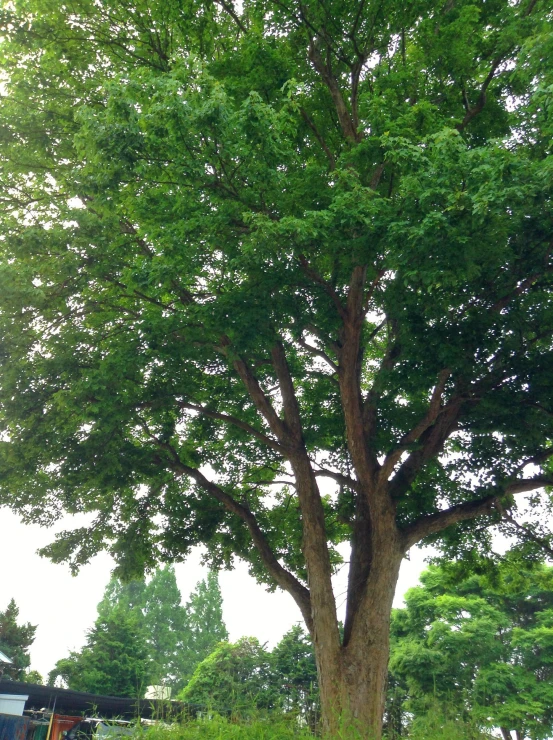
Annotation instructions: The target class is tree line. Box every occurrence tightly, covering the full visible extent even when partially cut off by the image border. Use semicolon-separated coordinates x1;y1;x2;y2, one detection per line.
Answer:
3;559;553;739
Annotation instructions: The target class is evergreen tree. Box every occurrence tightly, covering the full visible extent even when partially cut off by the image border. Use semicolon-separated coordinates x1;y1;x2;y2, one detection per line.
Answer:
179;571;228;685
0;599;36;681
271;625;319;725
48;607;150;697
50;567;227;693
143;566;188;687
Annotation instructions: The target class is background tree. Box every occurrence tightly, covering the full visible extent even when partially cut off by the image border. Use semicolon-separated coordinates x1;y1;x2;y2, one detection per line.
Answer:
179;570;229;686
52;567;227;692
179;637;275;715
0;0;552;736
48;607;150;697
0;599;37;681
271;625;319;728
389;561;553;740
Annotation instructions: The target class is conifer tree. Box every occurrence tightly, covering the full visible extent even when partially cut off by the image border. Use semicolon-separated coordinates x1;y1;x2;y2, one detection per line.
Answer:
0;599;36;681
48;607;150;697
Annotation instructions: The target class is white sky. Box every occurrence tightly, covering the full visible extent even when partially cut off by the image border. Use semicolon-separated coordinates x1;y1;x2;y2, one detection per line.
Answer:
0;506;430;679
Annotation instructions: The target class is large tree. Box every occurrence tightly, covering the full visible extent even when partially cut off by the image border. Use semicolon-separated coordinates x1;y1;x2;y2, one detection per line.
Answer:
0;0;552;736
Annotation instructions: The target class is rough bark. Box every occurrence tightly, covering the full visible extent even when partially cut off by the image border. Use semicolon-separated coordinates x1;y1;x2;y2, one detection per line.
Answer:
314;533;404;739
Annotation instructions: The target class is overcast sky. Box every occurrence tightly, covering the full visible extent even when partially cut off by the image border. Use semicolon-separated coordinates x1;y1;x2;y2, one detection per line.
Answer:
0;506;431;679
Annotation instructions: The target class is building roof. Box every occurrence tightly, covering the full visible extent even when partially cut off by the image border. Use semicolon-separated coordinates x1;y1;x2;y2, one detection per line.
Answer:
0;650;12;664
0;679;195;720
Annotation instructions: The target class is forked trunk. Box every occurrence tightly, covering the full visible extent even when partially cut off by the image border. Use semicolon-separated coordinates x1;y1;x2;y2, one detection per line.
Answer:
313;548;403;739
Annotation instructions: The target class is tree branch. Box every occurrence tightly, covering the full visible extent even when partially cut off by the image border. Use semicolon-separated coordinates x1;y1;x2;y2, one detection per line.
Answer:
499;508;553;559
314;468;361;492
307;37;361;143
389;396;464;500
177;401;284;453
514;446;553;473
379;369;451;483
213;0;248;33
152;439;314;631
299;255;348;320
403;476;553;549
223;343;289;444
300;108;336;169
338;266;381;488
295;336;338;373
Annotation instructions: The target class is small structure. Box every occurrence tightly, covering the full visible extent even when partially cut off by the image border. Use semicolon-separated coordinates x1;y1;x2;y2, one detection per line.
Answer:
145;685;172;701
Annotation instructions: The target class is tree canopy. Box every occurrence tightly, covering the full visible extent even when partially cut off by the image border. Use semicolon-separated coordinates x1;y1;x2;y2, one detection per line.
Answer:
390;562;553;740
0;0;551;736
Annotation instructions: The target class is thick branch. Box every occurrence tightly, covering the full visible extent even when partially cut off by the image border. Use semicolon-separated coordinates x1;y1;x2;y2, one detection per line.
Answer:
314;468;360;492
173;458;314;631
514;446;553;472
308;39;360;143
269;340;341;653
379;369;451;482
338;265;381;488
271;341;304;442
389;396;463;500
227;348;289;443
456;57;503;131
363;320;400;445
403;476;553;549
178;401;284;453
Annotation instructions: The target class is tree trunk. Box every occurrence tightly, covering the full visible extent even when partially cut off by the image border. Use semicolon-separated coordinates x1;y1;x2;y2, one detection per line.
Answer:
312;544;403;739
500;729;512;740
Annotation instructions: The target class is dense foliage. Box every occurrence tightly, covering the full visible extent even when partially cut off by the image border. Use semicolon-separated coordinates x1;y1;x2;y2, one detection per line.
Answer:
179;626;318;720
49;567;227;694
0;599;37;681
49;607;150;697
389;562;553;740
0;0;552;735
179;571;229;685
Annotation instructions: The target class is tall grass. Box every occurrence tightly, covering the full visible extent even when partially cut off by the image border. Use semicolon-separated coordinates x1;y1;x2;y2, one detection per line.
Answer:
138;714;494;739
140;714;314;739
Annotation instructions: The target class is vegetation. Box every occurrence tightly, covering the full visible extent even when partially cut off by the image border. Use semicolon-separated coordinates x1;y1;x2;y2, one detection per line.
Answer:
178;571;229;686
0;599;37;682
0;0;552;736
389;561;553;740
49;568;227;695
48;606;150;696
141;716;314;740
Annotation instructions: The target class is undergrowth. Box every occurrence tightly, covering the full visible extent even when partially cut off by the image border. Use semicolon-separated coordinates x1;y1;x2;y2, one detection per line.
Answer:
140;715;314;739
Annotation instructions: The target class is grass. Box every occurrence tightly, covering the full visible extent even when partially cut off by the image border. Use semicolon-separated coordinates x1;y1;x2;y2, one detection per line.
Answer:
139;715;314;740
136;713;495;740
